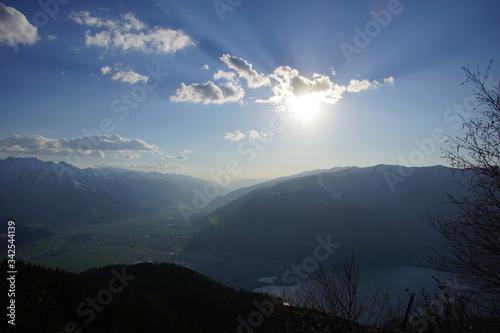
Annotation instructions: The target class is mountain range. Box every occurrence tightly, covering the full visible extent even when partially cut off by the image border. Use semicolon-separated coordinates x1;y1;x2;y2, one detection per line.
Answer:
0;157;208;226
188;165;468;266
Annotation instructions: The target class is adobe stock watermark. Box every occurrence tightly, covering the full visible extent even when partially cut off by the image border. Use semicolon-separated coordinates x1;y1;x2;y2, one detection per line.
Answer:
227;235;340;333
32;0;70;28
340;0;406;64
383;73;498;193
408;278;468;333
57;266;135;333
213;0;243;21
51;64;168;180
178;111;295;223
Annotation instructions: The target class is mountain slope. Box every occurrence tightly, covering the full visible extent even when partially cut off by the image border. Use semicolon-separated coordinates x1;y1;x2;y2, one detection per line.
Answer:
187;165;467;265
1;259;338;333
0;157;207;226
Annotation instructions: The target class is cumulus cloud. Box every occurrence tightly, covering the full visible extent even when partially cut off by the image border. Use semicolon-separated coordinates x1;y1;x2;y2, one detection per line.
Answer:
224;130;246;141
111;70;149;84
100;65;112;75
0;134;160;158
170;81;244;104
47;34;57;41
100;65;149;84
256;66;347;112
220;54;270;88
69;11;195;54
224;130;269;142
347;79;379;92
0;4;39;47
213;70;236;81
171;53;394;110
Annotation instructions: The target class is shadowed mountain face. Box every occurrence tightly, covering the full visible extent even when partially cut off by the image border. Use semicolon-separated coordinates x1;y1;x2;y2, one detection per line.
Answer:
187;165;468;265
0;157;207;226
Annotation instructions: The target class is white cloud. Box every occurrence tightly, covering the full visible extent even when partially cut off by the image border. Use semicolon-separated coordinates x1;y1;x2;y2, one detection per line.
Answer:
70;11;195;54
100;65;112;75
47;34;57;41
202;64;210;71
224;130;246;141
224;130;270;142
170;81;244;104
257;66;347;112
347;79;380;92
0;134;160;158
213;70;236;81
0;4;39;47
163;154;188;160
122;152;141;159
111;70;149;84
171;54;394;110
247;130;260;138
384;76;395;85
179;149;193;154
220;54;270;88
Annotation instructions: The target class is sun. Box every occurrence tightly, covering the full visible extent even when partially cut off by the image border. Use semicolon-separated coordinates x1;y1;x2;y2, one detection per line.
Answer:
287;93;322;121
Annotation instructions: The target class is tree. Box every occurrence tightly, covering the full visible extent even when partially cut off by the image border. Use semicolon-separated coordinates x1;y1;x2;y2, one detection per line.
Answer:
427;60;500;315
299;250;400;332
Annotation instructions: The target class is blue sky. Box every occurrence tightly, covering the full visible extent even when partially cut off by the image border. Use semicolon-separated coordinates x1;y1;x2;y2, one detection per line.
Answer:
0;0;499;179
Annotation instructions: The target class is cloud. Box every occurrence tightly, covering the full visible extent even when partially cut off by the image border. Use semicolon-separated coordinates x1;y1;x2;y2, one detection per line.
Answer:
70;11;195;54
47;34;57;41
0;134;160;158
213;70;236;81
111;70;149;84
100;65;112;75
224;130;246;141
257;66;347;112
122;152;141;159
202;64;210;71
170;81;244;104
347;79;379;92
0;4;39;47
223;130;269;142
179;149;194;154
171;54;394;110
384;76;395;85
220;54;270;88
163;154;188;160
100;65;149;84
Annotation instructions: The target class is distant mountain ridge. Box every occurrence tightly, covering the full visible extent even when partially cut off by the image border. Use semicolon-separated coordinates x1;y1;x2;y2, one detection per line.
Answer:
188;165;468;266
0;157;208;226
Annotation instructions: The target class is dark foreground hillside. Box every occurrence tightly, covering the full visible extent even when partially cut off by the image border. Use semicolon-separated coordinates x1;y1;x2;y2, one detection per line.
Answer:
1;259;352;333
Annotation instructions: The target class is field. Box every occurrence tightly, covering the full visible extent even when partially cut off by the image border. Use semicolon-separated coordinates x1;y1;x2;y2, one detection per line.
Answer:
10;208;193;272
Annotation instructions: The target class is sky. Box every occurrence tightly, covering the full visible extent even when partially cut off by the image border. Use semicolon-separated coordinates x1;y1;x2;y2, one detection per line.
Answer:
0;0;499;180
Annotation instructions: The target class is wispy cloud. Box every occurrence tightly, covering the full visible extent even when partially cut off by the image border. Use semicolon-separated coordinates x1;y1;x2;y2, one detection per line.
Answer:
163;154;188;160
69;11;195;54
0;4;39;47
0;134;160;158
